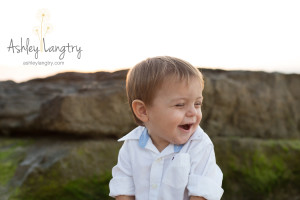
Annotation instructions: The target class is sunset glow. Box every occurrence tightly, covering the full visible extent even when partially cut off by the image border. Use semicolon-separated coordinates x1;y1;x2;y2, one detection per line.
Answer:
0;0;299;82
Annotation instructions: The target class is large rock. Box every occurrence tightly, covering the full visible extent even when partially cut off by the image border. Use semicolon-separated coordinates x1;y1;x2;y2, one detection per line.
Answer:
201;70;300;138
34;83;134;137
0;70;135;138
0;69;299;138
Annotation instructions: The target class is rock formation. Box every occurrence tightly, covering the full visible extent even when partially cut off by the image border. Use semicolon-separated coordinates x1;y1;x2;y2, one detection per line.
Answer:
0;69;299;139
0;69;299;200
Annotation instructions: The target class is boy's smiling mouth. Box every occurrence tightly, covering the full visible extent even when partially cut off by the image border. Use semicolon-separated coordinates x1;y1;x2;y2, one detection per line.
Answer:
179;123;193;131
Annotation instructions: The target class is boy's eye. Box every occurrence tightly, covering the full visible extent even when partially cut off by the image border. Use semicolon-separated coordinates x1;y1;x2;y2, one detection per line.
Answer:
195;102;202;107
175;104;184;107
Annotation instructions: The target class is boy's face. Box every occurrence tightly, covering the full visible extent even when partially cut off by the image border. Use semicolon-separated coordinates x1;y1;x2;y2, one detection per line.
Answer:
144;77;203;151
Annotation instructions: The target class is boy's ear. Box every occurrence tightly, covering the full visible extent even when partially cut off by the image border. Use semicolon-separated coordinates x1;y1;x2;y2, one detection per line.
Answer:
132;100;149;123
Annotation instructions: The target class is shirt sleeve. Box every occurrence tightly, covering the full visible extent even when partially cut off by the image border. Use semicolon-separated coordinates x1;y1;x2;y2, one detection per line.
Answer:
187;140;224;200
109;140;135;197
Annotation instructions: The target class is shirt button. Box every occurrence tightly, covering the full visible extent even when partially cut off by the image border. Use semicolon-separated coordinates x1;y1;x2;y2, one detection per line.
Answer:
156;158;162;163
151;184;157;189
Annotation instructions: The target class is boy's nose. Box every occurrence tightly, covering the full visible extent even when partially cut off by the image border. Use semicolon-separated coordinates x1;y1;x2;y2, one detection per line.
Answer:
186;106;197;117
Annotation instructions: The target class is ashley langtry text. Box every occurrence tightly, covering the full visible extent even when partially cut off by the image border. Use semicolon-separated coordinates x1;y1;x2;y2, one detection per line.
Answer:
7;38;82;60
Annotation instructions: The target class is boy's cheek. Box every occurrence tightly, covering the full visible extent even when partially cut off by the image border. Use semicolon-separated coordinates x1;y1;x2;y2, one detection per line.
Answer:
198;110;203;117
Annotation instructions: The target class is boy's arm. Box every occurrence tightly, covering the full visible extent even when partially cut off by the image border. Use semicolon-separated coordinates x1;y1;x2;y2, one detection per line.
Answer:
109;141;135;197
190;196;206;200
116;195;135;200
187;141;223;200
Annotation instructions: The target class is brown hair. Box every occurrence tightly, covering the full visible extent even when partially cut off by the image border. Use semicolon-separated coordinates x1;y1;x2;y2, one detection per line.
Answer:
126;56;204;125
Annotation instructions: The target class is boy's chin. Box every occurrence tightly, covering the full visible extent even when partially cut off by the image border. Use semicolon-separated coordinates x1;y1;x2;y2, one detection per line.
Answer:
174;137;190;145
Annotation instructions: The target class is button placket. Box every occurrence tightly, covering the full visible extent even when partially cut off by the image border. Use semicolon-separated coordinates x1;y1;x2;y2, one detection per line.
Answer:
149;157;164;199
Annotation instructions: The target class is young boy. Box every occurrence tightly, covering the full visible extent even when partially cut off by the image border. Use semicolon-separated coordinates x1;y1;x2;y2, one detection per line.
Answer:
109;56;224;200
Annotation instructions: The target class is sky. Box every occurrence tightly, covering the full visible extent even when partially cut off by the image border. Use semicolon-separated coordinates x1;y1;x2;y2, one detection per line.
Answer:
0;0;300;82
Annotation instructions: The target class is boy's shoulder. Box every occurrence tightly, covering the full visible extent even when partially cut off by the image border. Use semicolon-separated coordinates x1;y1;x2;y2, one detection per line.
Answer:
118;126;145;142
181;126;214;153
189;126;213;144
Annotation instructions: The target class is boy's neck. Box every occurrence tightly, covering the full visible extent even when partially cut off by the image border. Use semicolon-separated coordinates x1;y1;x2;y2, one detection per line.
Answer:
150;136;169;152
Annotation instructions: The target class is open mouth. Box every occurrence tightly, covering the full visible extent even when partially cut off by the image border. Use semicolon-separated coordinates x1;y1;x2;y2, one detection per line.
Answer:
179;124;193;131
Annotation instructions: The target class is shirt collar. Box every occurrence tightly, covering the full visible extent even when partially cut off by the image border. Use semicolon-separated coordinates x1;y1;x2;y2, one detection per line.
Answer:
138;128;183;153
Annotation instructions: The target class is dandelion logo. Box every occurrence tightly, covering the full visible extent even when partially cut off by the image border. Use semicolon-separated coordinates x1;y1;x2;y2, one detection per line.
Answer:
33;9;53;52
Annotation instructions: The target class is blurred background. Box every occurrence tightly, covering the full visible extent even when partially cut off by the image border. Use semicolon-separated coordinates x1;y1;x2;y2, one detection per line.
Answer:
0;0;299;200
